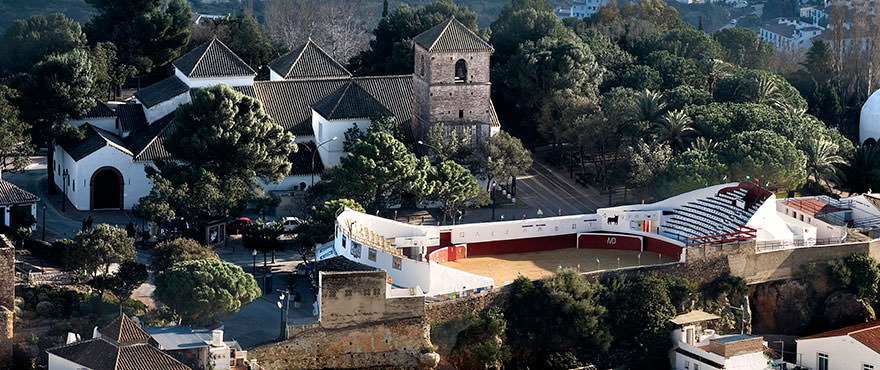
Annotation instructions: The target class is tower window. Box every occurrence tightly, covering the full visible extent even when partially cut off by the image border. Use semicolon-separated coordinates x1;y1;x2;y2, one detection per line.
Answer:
459;110;464;119
455;59;467;83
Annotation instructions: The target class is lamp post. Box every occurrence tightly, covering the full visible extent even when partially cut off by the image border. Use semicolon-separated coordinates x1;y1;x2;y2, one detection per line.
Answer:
307;137;338;187
61;171;69;212
772;340;785;362
729;303;746;334
490;181;497;221
277;289;290;340
41;205;46;241
252;249;257;275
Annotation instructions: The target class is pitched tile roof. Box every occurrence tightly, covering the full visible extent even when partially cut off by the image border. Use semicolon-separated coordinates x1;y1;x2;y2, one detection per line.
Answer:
125;113;175;161
269;39;351;80
99;315;152;344
84;100;116;118
134;76;189;108
413;17;492;52
801;320;880;354
0;179;39;206
252;78;349;135
352;75;414;124
313;82;391;120
46;338;191;370
61;125;133;161
173;38;255;78
116;104;148;132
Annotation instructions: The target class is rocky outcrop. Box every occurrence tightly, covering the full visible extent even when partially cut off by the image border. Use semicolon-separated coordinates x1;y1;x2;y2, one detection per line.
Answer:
823;292;875;329
751;280;817;334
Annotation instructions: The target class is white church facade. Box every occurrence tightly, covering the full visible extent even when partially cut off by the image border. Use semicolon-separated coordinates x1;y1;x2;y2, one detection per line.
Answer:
53;18;499;211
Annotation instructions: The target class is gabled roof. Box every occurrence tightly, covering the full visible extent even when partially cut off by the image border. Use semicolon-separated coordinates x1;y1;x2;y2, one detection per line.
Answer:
46;338;191;370
61;125;133;161
252;78;350;134
134;76;189;108
0;179;39;206
99;315;152;344
125;113;175;161
268;39;351;80
83;100;116;118
313;82;391;120
413;17;492;52
116;104;148;132
801;320;880;354
172;38;255;78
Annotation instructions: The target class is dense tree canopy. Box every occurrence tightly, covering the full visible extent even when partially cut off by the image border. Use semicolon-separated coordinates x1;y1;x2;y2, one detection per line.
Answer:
84;0;192;73
657;149;727;197
150;238;218;272
712;28;773;69
138;84;295;220
68;224;136;281
190;13;284;69
0;13;86;75
347;0;481;76
154;259;260;326
430;160;487;224
0;85;30;171
718;129;807;190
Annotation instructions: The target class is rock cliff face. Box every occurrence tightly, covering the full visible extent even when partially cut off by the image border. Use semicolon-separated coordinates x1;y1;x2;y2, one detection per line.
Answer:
822;292;875;329
751;280;817;334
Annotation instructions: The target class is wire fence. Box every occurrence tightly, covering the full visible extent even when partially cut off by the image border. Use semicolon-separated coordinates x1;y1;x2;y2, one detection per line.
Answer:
754;237;852;252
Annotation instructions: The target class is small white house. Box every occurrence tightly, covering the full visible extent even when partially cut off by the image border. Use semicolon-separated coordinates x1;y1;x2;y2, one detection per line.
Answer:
0;171;39;229
796;321;880;370
669;310;772;370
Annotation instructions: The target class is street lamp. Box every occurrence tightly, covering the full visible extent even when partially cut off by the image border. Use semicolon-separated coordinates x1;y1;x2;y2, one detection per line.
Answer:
305;137;338;187
490;181;497;221
41;205;46;241
252;249;257;275
277;289;290;340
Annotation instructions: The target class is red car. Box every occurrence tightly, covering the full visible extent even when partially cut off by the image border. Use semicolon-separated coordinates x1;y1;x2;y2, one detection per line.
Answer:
226;217;251;235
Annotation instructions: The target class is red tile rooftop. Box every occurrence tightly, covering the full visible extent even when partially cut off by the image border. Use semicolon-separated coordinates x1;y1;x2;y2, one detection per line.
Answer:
783;198;840;216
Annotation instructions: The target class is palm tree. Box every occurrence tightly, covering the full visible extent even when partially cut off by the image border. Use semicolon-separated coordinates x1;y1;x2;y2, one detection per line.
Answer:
702;58;735;91
653;109;695;152
804;137;845;187
844;144;880;194
689;137;717;153
635;89;666;124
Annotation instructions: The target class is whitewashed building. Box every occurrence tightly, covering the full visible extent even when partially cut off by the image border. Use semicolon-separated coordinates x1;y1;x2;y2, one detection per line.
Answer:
759;18;825;51
669;310;772;370
796;321;880;370
54;18;500;211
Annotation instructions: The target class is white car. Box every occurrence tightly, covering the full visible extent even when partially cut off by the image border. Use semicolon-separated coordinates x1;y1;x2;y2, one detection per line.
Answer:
282;217;304;232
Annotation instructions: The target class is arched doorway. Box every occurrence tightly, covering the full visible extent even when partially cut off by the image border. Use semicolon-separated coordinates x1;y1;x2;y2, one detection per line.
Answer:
90;167;123;210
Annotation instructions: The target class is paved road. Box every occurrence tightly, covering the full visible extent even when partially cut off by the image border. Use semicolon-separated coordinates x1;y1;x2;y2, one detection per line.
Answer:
514;160;605;215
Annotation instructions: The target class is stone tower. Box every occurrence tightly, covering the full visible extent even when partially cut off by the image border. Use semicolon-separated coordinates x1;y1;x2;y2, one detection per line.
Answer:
0;235;13;370
412;17;499;143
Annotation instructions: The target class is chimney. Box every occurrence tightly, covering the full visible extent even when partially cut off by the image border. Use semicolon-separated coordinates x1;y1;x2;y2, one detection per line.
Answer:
212;329;224;347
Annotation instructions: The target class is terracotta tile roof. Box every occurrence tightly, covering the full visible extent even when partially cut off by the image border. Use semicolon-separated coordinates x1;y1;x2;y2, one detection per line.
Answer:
173;38;255;78
60;125;132;161
252;78;349;135
99;315;152;344
783;198;841;216
47;338;191;370
801;320;880;354
413;17;492;52
134;76;189;108
314;82;391;120
0;179;39;206
269;39;351;80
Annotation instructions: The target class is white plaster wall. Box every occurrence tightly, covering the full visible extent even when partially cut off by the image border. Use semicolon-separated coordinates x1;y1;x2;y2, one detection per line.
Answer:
143;92;191;123
55;144;153;210
724;351;771;370
446;214;599;245
311;111;372;167
748;195;794;242
269;69;284;81
258;174;313;193
187;75;255;88
675;342;726;370
777;203;844;241
48;353;88;370
797;336;880;370
68;117;117;134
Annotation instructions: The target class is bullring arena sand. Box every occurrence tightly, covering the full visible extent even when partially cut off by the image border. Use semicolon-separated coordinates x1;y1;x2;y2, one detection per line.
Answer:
440;248;677;286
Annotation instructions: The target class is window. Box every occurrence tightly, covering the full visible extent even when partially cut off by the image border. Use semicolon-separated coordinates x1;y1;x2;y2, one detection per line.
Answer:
363;289;370;296
458;110;463;119
693;364;699;370
818;353;829;370
342;236;346;248
373;288;381;296
684;361;689;369
454;59;467;83
351;242;361;258
344;289;352;297
368;248;377;261
392;256;402;270
864;364;874;370
328;290;336;298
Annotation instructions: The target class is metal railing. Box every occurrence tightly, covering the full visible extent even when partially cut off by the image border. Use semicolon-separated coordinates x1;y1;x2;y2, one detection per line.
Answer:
754;237;850;252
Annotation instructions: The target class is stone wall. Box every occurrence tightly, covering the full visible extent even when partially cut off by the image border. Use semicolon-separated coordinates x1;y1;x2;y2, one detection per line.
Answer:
319;271;425;329
252;318;431;370
425;287;511;324
0;235;14;370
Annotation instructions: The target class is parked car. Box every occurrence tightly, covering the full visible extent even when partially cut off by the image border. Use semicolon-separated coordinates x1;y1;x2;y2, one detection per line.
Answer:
226;217;251;235
282;217;304;232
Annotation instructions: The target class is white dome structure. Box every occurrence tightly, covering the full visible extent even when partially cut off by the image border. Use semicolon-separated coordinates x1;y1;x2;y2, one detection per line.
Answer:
860;89;880;145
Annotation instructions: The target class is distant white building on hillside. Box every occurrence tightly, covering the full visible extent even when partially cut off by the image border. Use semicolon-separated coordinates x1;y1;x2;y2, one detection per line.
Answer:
759;18;825;51
669;310;773;370
557;0;614;18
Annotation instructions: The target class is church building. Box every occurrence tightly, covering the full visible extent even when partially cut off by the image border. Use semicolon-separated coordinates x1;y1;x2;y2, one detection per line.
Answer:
53;17;499;211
